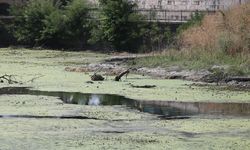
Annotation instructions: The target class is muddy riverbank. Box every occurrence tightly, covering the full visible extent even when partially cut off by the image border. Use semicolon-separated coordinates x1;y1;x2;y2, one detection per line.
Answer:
65;55;250;91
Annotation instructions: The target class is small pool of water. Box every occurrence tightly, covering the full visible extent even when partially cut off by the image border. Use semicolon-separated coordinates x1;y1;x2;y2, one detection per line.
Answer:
0;87;250;118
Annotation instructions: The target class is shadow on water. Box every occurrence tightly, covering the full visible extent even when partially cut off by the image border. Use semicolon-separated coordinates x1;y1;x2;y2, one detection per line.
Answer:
0;87;250;118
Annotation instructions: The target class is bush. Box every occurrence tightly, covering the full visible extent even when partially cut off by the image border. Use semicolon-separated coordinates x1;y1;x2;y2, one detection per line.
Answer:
10;0;90;48
9;0;175;51
177;12;204;34
10;0;56;46
140;23;172;52
179;3;250;54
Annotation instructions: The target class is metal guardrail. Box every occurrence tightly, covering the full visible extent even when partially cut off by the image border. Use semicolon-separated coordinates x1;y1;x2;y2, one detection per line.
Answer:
135;9;216;23
88;8;217;23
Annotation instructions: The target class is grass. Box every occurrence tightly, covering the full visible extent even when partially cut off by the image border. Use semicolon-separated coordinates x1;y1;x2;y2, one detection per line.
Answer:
128;49;250;75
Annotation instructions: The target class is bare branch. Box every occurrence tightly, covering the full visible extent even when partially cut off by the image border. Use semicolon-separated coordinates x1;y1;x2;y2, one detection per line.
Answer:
0;74;19;84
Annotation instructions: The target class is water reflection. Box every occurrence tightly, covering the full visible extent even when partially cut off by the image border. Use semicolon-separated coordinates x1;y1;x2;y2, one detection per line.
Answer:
0;87;250;117
88;95;100;106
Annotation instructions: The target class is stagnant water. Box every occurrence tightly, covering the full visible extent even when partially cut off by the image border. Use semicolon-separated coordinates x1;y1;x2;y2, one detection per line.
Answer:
0;87;250;118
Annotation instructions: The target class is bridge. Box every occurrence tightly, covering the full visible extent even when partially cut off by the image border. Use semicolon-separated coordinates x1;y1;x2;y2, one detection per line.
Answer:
135;9;216;23
88;8;216;24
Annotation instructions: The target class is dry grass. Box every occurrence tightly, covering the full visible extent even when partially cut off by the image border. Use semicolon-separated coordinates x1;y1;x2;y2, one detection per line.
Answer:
180;3;250;55
129;3;250;75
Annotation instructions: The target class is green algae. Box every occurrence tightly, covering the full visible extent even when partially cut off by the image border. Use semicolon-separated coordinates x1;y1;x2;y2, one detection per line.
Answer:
0;93;249;149
1;48;250;149
1;48;250;102
0;117;249;150
0;95;149;121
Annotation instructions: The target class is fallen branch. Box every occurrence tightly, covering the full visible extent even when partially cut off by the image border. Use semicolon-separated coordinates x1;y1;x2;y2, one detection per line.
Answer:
0;74;19;84
25;74;45;83
115;69;130;81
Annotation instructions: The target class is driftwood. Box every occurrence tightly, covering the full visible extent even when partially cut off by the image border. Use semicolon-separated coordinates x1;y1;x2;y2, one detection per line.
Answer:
0;74;45;84
115;69;130;81
225;77;250;83
0;74;19;84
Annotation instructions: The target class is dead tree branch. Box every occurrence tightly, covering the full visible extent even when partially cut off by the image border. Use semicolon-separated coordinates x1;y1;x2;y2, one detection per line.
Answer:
25;74;45;83
0;74;19;84
115;69;130;81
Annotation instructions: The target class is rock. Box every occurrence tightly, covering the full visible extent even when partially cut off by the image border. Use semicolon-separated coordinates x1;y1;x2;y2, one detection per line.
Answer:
91;74;104;81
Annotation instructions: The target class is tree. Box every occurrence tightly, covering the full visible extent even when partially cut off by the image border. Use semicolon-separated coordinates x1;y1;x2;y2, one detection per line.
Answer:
10;0;90;48
10;0;56;46
91;0;144;51
64;0;90;48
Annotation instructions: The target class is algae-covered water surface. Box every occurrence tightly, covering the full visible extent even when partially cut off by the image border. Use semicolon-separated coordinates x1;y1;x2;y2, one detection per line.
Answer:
0;48;250;150
0;87;249;118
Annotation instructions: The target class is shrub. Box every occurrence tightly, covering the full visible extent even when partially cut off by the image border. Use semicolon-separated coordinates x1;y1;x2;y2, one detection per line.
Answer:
179;3;250;55
177;12;204;34
140;23;172;52
10;0;56;46
10;0;90;48
90;0;144;52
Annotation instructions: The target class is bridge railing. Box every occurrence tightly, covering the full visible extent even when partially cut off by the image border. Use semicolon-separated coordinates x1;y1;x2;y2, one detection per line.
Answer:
88;8;217;23
135;9;216;23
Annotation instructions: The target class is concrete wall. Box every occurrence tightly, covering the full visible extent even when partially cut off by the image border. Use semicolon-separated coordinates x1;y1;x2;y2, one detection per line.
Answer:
1;0;248;10
131;0;249;10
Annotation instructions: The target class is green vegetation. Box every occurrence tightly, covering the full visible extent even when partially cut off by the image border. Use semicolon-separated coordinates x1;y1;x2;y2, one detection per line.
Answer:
177;12;204;34
129;3;250;75
5;0;173;51
89;0;173;52
90;0;143;51
140;23;173;52
0;2;250;149
10;0;90;48
0;47;250;149
1;48;250;102
128;49;250;75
